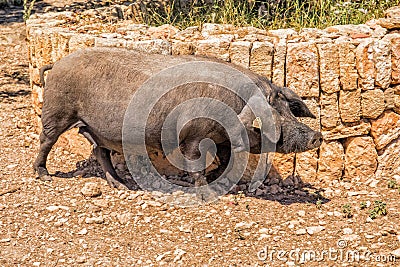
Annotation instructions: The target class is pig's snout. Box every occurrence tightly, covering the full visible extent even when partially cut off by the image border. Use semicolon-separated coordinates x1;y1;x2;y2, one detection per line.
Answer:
308;131;323;149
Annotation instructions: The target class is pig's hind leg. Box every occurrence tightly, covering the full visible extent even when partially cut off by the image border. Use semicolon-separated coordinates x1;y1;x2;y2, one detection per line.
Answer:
34;131;60;182
92;146;128;190
34;117;74;181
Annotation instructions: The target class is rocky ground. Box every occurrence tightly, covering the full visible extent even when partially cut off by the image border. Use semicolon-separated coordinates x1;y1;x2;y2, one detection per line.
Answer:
1;1;400;266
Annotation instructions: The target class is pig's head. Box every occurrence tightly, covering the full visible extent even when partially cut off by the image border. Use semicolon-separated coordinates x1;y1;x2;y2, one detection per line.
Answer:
236;84;323;154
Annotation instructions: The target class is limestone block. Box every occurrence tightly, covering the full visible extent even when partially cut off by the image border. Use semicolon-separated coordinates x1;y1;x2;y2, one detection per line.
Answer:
268;28;298;40
249;41;273;78
27;28;37;67
195;36;233;61
373;39;391;89
229;41;251;69
383;33;400;84
286;42;319;97
201;23;235;38
267;153;295;181
384;85;400;113
236;27;270;41
325;24;372;37
337;41;358;91
344;136;378;181
384;6;400;19
268;29;297;86
317;140;345;182
376;18;400;29
33;115;42;134
32;85;43;116
295;148;318;183
68;34;95;53
33;28;53;68
29;65;40;85
95;37;127;48
366;19;388;39
376;137;400;180
317;43;340;93
339;89;361;123
299;28;325;39
126;39;171;55
322;120;371;140
51;31;72;62
172;41;195;55
298;98;320;131
361;89;385;119
375;6;400;29
173;26;201;41
272;39;286;87
356;39;375;90
236;26;263;38
147;24;179;40
370;110;400;150
320;92;340;129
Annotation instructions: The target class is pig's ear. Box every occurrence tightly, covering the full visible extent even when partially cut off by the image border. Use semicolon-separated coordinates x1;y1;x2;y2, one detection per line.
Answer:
279;87;316;118
238;103;281;144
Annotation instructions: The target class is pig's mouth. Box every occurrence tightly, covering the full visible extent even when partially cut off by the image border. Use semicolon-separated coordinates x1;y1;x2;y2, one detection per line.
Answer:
275;128;323;154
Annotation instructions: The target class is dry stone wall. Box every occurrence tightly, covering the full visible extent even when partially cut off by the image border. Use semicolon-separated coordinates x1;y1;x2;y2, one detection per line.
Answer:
27;6;400;184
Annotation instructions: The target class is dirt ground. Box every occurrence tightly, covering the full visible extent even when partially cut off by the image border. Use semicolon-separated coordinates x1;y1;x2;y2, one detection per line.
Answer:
1;1;400;267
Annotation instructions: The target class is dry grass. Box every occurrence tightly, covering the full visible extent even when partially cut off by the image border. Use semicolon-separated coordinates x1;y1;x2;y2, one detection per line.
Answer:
137;0;400;30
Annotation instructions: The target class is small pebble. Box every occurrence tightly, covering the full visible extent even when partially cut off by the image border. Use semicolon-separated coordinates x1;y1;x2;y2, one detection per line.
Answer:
81;182;102;197
117;212;133;224
296;229;307;235
343;228;353;235
92;199;108;208
391;248;400;258
306;226;325;235
76;256;87;264
85;216;104;224
77;228;88;235
297;210;306;217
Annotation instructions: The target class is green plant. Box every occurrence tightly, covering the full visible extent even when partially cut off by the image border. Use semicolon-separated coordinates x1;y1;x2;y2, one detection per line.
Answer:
360;201;367;210
133;0;400;30
342;204;353;218
369;200;387;219
23;0;36;21
388;179;398;189
230;191;245;205
316;200;322;209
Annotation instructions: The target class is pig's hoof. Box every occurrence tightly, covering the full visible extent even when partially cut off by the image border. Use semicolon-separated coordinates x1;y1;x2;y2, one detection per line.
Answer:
116;183;129;190
108;180;128;190
105;174;128;190
39;175;53;182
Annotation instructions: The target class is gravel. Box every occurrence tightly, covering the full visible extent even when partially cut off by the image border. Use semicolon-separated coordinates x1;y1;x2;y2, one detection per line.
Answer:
0;3;399;266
